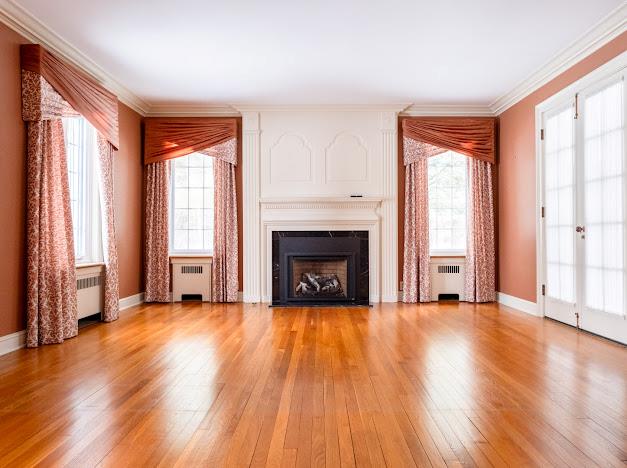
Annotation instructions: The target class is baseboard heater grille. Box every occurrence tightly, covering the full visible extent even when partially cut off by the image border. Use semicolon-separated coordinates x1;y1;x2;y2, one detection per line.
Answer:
181;265;203;274
77;275;102;290
431;260;466;301
437;265;460;274
171;258;213;302
76;271;104;320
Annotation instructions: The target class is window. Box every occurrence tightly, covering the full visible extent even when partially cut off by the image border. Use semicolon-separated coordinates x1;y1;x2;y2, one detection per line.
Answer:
170;153;214;254
428;150;467;254
62;116;102;264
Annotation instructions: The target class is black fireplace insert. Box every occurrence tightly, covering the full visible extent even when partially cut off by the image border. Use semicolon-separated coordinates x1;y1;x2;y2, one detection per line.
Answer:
272;231;369;306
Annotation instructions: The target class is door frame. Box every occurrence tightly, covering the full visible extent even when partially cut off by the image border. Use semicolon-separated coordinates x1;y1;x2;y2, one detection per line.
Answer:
535;51;627;319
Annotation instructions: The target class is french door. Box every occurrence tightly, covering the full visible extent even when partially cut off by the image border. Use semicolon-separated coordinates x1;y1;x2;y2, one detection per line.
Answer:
540;68;627;344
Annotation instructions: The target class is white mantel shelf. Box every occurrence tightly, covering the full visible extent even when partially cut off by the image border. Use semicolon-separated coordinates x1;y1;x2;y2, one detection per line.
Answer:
260;197;383;210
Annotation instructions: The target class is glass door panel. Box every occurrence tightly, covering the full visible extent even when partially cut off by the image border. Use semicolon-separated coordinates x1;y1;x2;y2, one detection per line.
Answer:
543;104;577;325
580;76;627;343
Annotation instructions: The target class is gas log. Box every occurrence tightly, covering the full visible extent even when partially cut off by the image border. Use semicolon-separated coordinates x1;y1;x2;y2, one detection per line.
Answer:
295;272;344;297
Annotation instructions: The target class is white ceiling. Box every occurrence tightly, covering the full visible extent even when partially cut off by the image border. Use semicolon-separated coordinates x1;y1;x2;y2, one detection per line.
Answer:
9;0;626;109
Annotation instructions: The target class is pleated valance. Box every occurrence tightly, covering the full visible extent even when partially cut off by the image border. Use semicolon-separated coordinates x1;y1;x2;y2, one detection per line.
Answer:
144;117;238;165
20;44;119;149
402;117;496;165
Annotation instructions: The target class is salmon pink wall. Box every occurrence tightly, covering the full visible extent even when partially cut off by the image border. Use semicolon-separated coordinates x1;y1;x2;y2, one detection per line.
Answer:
0;23;29;337
116;103;144;299
0;21;145;336
498;32;627;302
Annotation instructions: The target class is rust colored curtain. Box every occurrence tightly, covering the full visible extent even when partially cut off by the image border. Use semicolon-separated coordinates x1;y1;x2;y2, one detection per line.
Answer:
144;117;237;165
26;120;78;346
402;117;496;164
145;162;171;302
97;136;120;320
212;140;239;302
402;137;431;303
21;44;119;149
465;159;496;302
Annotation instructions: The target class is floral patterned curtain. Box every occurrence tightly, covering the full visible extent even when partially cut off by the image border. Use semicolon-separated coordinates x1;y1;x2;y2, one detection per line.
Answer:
97;135;120;320
144;161;171;302
465;158;496;302
402;137;431;303
143;135;239;303
25;118;78;346
206;138;239;302
22;64;122;345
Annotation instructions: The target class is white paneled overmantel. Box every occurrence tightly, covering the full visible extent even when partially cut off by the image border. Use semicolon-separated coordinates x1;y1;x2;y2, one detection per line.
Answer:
239;106;402;303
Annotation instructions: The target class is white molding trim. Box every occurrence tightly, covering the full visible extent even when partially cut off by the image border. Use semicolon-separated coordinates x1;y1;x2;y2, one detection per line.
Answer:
0;330;25;356
491;3;627;115
401;104;494;116
146;104;241;117
234;104;410;113
259;197;382;210
119;292;144;311
0;0;150;115
497;292;541;317
380;110;399;302
242;112;262;303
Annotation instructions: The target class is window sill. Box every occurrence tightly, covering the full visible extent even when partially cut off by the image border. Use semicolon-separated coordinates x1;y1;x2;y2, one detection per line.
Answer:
169;254;213;258
75;263;104;276
76;262;105;268
430;253;466;258
170;256;213;265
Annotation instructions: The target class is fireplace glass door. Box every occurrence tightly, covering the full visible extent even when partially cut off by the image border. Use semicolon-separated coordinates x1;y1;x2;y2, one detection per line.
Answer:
289;256;349;300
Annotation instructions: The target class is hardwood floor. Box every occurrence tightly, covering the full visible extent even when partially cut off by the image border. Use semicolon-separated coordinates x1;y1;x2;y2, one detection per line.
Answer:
0;302;625;467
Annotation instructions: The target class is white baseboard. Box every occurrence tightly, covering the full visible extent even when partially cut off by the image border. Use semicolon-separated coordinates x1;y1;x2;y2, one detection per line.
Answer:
0;292;145;358
497;292;541;317
0;330;26;357
119;292;145;311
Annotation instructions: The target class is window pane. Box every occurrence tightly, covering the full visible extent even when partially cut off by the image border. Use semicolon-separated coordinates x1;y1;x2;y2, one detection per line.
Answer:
62;116;95;261
428;151;467;253
583;79;625;315
544;106;575;304
169;153;215;253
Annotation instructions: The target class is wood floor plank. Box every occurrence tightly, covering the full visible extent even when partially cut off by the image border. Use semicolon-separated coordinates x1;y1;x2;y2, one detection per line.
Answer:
0;301;625;467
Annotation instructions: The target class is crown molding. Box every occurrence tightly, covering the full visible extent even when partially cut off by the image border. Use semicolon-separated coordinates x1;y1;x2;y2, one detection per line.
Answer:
146;104;241;117
0;0;150;115
233;103;411;113
400;104;494;116
490;2;627;115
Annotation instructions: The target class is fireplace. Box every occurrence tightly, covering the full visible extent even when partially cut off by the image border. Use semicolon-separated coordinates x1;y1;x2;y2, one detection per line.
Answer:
272;231;369;306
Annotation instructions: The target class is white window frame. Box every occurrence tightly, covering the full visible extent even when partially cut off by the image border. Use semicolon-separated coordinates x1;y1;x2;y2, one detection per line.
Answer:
63;117;102;265
168;154;215;256
427;150;468;257
535;51;627;314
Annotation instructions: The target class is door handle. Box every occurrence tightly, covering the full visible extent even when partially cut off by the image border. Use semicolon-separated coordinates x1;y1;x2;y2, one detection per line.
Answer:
575;226;585;233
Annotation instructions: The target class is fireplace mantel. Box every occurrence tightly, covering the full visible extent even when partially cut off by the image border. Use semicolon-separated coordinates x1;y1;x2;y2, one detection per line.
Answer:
241;109;398;304
260;197;382;210
259;196;382;303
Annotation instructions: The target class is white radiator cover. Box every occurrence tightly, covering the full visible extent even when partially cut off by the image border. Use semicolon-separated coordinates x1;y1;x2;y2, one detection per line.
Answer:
430;257;466;301
76;265;104;319
171;257;213;302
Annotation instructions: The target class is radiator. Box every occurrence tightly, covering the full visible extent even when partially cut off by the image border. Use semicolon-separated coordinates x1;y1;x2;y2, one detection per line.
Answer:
171;257;213;302
430;258;466;301
76;267;104;319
